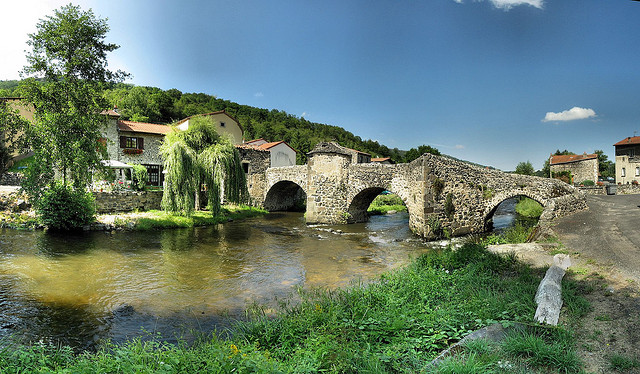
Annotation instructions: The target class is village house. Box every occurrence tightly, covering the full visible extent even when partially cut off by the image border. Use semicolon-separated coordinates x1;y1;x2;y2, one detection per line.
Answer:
102;109;174;186
614;136;640;184
549;153;599;185
243;138;297;167
344;147;371;164
175;111;243;145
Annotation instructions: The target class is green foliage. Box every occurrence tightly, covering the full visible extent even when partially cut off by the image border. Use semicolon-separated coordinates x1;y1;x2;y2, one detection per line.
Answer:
0;142;9;176
515;197;543;218
403;144;441;163
19;4;127;195
35;182;95;230
580;179;595;186
514;161;534;175
102;84;410;164
0;100;28;175
444;193;455;219
480;224;534;245
594;150;615;179
161;116;248;216
501;330;582;373
427;214;443;238
552;170;573;185
433;177;445;197
129;164;148;191
367;193;407;215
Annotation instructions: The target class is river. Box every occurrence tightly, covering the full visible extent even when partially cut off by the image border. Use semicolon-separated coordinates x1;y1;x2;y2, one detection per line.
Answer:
0;212;446;350
0;199;527;351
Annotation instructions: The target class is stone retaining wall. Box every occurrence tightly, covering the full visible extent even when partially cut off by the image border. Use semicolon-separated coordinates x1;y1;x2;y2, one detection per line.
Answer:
94;190;163;213
616;184;640;194
578;186;607;195
0;172;23;186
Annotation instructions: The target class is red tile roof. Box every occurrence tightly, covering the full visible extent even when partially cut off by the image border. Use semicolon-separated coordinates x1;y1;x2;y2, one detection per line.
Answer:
235;144;269;152
614;136;640;146
245;138;266;145
118;120;174;135
101;109;121;117
371;157;391;162
550;153;597;165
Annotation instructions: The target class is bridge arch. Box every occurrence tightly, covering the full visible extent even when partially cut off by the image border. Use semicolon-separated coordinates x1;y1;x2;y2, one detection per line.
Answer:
482;191;546;231
264;180;307;212
347;187;409;223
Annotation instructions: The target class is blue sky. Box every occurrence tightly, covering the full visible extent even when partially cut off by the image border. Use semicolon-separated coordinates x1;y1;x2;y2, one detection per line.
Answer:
2;0;639;170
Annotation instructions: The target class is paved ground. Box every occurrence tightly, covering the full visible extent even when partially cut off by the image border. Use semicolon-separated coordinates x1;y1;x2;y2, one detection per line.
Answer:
553;194;640;285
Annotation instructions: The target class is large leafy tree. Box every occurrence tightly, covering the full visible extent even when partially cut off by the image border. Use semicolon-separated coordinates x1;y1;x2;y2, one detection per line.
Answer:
514;161;535;175
160;116;247;216
403;145;441;163
594;150;614;179
0;100;28;175
19;4;127;196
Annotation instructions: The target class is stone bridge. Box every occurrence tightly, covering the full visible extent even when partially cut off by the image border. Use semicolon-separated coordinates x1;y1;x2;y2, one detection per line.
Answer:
247;142;587;239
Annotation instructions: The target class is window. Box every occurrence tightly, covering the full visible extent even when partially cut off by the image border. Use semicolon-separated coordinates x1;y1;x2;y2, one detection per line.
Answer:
636;167;639;177
144;164;161;186
242;162;249;174
120;136;144;149
220;122;226;128
622;167;626;177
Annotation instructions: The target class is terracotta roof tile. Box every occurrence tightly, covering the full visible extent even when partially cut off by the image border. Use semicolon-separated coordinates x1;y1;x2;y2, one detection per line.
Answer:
118;120;174;135
550;153;597;165
614;136;640;146
371;157;391;162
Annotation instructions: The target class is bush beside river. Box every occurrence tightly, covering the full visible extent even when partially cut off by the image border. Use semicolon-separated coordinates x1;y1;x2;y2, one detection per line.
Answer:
0;243;588;373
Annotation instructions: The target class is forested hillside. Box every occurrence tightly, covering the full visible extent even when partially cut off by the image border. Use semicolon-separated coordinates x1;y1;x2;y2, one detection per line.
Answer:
1;81;441;164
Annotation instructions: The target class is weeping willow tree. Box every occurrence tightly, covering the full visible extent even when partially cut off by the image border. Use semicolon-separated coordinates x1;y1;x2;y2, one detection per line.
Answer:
160;116;248;216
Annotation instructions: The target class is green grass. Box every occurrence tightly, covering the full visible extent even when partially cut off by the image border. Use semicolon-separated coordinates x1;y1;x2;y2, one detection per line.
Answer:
367;193;407;215
608;353;640;372
515;197;543;218
7;155;34;173
480;223;534;245
125;205;268;230
0;243;588;373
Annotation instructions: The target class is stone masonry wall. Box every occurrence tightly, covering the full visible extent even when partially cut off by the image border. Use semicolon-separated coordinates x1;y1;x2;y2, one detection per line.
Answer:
550;158;598;185
0;172;23;186
94;190;163;213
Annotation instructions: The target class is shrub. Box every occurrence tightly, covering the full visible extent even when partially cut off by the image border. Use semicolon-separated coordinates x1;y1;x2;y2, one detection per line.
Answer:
515;197;543;218
581;180;595;186
36;182;96;230
129;164;149;191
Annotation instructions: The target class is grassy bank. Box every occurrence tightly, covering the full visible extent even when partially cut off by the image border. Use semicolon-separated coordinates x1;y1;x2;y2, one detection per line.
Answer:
0;243;588;373
367;193;407;215
102;205;268;230
515;197;543;218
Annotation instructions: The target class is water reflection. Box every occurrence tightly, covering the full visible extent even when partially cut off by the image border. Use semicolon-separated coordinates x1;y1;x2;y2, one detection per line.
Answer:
0;212;434;350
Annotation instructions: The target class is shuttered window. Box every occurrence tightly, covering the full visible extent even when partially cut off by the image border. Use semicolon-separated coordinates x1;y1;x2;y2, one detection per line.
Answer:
120;136;144;149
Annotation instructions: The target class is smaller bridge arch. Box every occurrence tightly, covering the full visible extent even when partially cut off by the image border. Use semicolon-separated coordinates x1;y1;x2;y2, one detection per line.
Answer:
482;190;546;231
346;187;410;223
264;180;307;212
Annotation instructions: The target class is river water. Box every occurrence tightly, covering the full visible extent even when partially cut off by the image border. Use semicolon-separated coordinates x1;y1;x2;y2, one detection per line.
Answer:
0;212;445;350
0;199;527;351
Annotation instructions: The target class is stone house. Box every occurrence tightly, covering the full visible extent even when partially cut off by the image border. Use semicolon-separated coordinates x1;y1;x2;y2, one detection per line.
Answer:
102;110;174;186
344;147;371;164
243;138;297;167
175;110;243;145
614;136;640;184
549;153;598;185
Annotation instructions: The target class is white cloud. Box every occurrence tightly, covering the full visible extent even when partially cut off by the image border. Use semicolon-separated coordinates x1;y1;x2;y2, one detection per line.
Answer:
455;144;465;149
301;112;307;118
542;107;597;122
254;92;264;97
452;0;543;10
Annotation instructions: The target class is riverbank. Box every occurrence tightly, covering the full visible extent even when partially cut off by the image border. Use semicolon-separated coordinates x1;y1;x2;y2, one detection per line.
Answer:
0;242;591;373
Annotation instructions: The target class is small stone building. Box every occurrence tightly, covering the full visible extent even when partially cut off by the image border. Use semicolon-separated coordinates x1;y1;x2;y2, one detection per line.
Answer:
614;136;640;184
371;157;395;165
102;110;174;186
549;153;598;185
